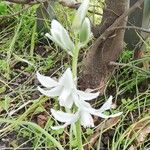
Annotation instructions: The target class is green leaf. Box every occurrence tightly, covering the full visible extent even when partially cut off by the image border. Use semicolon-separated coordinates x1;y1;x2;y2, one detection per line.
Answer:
86;128;94;135
0;86;6;94
34;106;46;114
121;99;127;105
52;128;64;135
70;138;78;148
0;2;7;14
0;96;11;112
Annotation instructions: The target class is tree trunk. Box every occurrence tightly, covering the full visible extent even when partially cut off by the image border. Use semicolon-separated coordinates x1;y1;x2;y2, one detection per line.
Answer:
80;0;129;92
124;0;143;51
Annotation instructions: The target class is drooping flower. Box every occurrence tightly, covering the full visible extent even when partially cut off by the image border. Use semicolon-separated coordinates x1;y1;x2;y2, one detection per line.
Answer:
45;20;75;56
37;68;99;109
50;109;79;130
50;96;122;129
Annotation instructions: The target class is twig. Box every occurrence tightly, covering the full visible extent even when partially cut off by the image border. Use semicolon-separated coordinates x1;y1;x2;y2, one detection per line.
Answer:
109;61;150;75
94;0;144;46
60;1;102;16
88;9;102;16
8;100;33;116
4;0;47;5
111;26;150;34
4;0;102;16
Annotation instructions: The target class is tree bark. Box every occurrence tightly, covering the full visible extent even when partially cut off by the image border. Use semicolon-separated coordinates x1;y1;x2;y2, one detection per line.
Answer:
124;0;143;51
80;0;129;92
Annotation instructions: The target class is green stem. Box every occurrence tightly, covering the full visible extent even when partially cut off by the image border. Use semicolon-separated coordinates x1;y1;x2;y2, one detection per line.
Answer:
72;44;83;150
7;19;22;79
72;48;79;78
75;119;83;150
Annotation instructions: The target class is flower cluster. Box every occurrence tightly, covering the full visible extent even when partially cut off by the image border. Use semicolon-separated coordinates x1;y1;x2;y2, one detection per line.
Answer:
45;0;92;56
37;68;122;129
37;0;122;130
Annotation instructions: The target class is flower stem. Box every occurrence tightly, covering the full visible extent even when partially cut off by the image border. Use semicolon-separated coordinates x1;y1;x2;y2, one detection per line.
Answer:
72;48;79;78
72;44;83;150
75;119;83;150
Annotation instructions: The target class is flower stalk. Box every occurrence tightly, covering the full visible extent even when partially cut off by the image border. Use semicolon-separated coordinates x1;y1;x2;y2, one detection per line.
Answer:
75;119;83;150
72;43;83;150
36;1;122;150
72;45;79;79
72;49;79;79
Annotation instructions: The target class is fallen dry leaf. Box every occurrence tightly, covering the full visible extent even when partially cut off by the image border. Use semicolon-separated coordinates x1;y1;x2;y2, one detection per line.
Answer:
137;125;150;144
128;145;136;150
124;117;150;148
37;114;48;128
84;117;120;150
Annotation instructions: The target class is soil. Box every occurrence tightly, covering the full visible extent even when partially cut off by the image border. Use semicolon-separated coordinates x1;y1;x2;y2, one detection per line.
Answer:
0;131;32;150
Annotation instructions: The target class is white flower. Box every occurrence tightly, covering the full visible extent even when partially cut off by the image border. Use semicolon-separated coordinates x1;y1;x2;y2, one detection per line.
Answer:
37;68;99;109
50;96;122;129
50;109;79;130
45;20;75;56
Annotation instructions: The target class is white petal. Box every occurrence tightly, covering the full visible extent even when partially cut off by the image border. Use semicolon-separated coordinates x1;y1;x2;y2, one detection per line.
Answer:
59;68;75;89
108;112;123;118
77;90;99;101
98;96;113;112
51;123;70;130
59;92;74;109
71;91;92;109
95;112;123;119
51;109;79;130
72;0;89;30
51;20;63;31
60;28;75;51
37;86;61;97
71;92;80;107
51;112;79;130
81;105;110;119
74;95;110;119
74;94;92;108
46;32;67;50
51;109;75;123
36;71;58;88
52;20;75;52
80;110;94;128
51;29;63;44
59;88;72;108
94;112;112;119
87;106;122;119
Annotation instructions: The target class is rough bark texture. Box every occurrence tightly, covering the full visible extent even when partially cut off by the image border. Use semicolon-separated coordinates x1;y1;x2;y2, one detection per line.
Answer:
80;0;129;92
124;0;143;50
